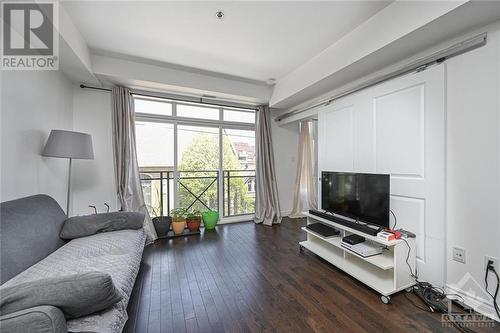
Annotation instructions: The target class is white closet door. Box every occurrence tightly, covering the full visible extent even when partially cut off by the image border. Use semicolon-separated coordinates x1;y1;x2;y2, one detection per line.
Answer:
318;65;445;286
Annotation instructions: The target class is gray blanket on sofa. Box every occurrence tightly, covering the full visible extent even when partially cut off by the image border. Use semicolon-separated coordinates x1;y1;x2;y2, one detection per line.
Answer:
2;229;146;333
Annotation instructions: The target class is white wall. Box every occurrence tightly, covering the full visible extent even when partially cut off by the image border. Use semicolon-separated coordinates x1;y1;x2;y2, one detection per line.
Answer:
1;71;73;208
71;87;117;216
445;22;500;315
271;119;299;216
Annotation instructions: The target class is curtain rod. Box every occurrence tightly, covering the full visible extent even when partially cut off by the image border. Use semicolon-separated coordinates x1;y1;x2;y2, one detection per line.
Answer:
276;32;487;122
79;84;259;111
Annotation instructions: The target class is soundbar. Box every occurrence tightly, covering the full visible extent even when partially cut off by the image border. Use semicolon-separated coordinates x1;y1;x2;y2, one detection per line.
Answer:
308;210;380;236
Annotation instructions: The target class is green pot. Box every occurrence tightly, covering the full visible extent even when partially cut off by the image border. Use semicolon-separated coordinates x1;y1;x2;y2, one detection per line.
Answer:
202;211;219;230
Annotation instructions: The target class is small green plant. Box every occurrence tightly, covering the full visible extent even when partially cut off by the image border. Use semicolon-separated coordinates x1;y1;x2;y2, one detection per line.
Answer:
185;209;201;219
170;208;186;219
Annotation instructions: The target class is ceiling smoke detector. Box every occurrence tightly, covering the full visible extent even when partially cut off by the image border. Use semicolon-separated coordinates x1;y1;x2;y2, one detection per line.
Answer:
266;78;277;86
215;11;224;20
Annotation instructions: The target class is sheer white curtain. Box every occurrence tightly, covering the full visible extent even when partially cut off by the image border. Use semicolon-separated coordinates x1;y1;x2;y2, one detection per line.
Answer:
289;120;317;218
112;86;158;243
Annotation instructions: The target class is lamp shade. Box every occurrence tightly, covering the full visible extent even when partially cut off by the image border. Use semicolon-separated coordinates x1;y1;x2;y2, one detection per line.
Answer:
42;130;94;159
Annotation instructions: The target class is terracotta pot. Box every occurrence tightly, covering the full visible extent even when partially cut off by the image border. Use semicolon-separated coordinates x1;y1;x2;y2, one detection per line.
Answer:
171;218;185;235
186;216;201;231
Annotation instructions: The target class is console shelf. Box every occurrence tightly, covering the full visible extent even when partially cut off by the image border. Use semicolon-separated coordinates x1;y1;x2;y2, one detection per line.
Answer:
300;212;416;302
301;227;394;270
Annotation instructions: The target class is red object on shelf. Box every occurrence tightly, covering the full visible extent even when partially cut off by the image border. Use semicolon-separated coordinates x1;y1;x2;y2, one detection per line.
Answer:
385;229;401;239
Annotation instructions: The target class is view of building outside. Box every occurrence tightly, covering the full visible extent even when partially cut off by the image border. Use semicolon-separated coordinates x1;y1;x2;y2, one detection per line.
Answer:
135;99;255;218
222;129;255;216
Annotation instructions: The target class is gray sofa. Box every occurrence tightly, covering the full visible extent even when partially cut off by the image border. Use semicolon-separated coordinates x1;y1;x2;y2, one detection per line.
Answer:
0;195;146;333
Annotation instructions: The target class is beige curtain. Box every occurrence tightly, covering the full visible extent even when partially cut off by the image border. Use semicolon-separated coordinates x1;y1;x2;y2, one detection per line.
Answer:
112;87;157;243
254;105;282;226
289;121;317;218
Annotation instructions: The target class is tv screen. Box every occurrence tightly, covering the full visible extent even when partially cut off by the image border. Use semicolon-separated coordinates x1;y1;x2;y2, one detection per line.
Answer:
321;172;390;228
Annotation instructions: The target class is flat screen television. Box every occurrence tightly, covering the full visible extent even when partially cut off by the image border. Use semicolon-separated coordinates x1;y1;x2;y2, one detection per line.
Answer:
321;172;390;228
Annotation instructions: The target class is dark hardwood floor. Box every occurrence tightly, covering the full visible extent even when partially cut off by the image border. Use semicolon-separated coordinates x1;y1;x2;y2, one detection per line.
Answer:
123;218;499;333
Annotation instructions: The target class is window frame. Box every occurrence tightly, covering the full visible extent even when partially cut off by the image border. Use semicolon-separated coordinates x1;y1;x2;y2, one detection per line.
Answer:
134;95;256;223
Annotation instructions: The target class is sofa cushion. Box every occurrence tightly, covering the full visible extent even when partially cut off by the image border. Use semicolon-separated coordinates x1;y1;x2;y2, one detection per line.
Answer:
1;272;122;319
0;305;67;333
60;212;145;240
2;229;146;333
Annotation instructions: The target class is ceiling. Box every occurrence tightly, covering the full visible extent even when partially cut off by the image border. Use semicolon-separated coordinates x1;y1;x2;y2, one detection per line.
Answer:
62;1;391;83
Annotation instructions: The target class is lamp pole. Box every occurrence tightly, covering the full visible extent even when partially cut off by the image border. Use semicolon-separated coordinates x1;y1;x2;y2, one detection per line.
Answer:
66;158;72;216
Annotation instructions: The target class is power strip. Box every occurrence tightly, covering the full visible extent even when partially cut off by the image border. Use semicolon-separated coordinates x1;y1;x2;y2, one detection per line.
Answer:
412;282;448;313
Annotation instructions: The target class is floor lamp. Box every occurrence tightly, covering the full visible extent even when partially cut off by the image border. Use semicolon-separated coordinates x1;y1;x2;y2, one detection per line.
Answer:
42;130;94;216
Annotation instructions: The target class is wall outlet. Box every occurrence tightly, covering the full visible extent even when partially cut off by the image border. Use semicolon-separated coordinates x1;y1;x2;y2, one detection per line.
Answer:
452;247;466;264
485;256;498;272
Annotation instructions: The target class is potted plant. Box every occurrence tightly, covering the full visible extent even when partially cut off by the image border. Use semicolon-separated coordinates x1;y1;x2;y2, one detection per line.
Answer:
202;210;219;230
152;215;172;238
149;206;171;239
170;208;186;235
186;209;202;232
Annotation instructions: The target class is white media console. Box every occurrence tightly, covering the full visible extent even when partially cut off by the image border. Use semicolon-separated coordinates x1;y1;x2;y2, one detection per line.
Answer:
299;212;416;303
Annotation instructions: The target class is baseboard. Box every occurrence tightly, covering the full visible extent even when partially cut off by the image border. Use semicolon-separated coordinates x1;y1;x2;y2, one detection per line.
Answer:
446;283;499;323
219;215;254;225
281;210;292;217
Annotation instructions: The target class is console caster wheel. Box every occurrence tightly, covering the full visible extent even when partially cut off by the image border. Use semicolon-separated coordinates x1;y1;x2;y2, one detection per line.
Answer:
380;295;391;304
299;245;304;253
405;287;413;293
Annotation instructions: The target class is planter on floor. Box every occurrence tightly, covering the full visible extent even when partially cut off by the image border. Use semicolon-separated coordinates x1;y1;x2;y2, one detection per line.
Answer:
171;208;186;235
202;211;219;230
152;216;172;238
186;210;202;231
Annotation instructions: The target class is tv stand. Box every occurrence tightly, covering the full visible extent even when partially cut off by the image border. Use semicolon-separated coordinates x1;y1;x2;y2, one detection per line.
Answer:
309;210;380;236
300;211;416;303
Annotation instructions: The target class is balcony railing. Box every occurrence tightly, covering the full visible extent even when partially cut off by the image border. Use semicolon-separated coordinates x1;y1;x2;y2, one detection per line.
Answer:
222;170;255;217
139;168;255;218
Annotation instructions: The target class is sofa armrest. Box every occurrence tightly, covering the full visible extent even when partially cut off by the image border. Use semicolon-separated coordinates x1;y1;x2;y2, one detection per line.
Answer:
0;305;67;333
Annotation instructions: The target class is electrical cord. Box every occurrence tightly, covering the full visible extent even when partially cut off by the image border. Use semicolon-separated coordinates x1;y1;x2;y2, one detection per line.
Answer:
402;238;417;280
402;239;464;305
393;209;480;332
397;213;467;314
484;263;500;320
389;209;397;229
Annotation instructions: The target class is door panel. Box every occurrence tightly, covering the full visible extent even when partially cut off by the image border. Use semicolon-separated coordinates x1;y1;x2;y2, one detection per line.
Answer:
375;84;424;177
318;65;445;286
318;105;355;172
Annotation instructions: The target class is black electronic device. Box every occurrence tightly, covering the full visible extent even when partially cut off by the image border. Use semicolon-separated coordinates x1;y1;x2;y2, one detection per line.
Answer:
306;223;340;238
342;234;366;245
321;172;390;228
308;209;380;236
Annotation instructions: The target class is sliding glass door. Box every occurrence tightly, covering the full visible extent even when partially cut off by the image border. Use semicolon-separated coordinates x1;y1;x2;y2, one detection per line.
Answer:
177;124;219;213
134;95;256;222
136;121;174;217
222;128;255;217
